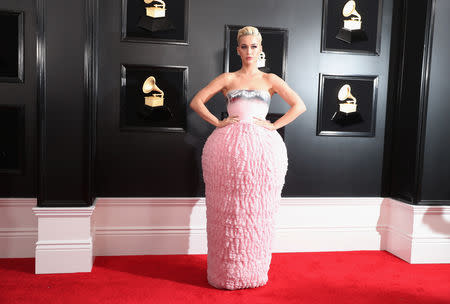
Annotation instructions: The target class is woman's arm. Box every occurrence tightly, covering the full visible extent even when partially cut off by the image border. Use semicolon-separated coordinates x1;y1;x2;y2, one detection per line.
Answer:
189;73;239;127
265;73;307;130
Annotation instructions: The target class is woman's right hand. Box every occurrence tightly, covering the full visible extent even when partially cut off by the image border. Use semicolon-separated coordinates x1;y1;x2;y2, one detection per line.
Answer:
217;115;240;128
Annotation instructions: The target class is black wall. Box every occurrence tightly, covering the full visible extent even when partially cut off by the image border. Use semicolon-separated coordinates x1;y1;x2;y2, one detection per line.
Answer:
420;0;450;203
383;0;450;205
0;0;36;197
1;0;448;206
95;0;394;197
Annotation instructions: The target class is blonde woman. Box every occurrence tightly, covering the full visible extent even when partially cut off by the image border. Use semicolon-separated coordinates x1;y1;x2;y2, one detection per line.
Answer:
190;26;306;290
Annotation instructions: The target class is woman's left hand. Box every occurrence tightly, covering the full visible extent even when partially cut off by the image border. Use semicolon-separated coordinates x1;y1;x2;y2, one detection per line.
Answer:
253;117;276;130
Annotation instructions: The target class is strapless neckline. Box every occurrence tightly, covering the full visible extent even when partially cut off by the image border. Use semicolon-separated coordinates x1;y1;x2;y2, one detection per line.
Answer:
225;89;271;122
225;89;271;97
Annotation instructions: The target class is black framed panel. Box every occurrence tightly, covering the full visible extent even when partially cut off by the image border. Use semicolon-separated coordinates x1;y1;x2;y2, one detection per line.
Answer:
317;74;378;137
121;0;189;45
0;10;24;82
0;105;25;174
321;0;382;55
120;64;188;132
224;25;288;79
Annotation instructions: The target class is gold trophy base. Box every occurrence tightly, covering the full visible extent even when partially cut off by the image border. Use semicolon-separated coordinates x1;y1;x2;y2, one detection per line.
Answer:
146;7;166;18
343;20;361;31
145;97;164;107
339;103;357;113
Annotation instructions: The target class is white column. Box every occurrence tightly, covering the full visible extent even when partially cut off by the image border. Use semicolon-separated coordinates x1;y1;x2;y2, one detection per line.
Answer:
382;198;450;263
32;206;96;274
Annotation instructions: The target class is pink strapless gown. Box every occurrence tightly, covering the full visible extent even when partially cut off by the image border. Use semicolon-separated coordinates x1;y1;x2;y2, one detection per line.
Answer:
201;89;288;290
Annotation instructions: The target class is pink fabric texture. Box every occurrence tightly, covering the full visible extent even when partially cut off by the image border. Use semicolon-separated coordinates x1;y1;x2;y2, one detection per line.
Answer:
201;92;288;290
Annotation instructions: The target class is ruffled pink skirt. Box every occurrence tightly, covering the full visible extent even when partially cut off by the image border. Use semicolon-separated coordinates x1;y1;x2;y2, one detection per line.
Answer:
201;121;288;290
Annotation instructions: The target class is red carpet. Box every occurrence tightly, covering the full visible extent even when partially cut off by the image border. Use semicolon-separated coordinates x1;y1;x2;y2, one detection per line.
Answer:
1;251;449;304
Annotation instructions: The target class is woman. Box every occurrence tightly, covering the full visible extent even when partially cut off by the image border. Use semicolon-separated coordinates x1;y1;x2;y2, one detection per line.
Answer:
190;26;307;290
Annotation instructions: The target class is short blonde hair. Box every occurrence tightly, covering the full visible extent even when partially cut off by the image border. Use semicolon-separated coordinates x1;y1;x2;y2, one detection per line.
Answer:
237;26;262;45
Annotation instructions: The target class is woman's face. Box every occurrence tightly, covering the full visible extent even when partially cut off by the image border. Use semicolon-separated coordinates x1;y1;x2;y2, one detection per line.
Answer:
237;34;262;65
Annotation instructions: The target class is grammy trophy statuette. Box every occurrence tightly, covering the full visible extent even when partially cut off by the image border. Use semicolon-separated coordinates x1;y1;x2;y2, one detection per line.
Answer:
139;76;173;121
143;76;164;107
138;0;175;32
337;84;357;114
331;84;363;126
336;0;368;43
257;51;271;73
257;51;266;68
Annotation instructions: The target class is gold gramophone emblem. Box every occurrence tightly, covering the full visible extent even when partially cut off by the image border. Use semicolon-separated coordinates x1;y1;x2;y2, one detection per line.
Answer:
144;0;166;18
143;76;164;107
342;0;362;31
337;84;357;113
257;51;266;68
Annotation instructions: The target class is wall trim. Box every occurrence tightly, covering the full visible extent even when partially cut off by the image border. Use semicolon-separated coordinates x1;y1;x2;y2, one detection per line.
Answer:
0;198;37;258
95;196;385;205
36;0;47;206
416;0;436;202
1;197;448;267
84;0;98;206
94;197;450;263
0;198;37;206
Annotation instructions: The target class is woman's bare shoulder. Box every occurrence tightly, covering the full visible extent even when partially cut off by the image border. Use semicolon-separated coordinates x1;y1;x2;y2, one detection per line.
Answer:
216;72;238;95
263;72;282;83
204;72;230;96
215;72;236;79
261;72;283;95
212;72;236;86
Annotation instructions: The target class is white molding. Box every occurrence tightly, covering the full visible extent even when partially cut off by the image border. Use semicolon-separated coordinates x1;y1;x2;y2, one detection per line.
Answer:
97;197;204;206
32;205;96;274
94;197;385;255
1;197;449;266
94;197;450;263
33;208;95;216
382;198;450;263
95;196;385;206
0;198;38;258
0;198;38;206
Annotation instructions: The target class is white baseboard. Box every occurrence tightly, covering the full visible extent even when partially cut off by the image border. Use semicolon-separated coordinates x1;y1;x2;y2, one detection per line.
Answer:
94;197;386;256
1;197;449;268
272;197;385;252
0;199;37;258
94;197;450;263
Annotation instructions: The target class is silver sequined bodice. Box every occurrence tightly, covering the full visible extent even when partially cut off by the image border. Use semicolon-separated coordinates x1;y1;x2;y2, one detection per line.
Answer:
225;89;271;123
226;89;271;107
